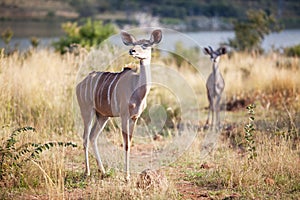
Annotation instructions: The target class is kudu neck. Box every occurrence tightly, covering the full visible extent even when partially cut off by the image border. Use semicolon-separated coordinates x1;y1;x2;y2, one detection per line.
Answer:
139;57;152;90
212;61;220;74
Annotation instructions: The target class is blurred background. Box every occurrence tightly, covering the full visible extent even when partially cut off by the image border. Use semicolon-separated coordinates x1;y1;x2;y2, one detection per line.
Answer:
0;0;299;52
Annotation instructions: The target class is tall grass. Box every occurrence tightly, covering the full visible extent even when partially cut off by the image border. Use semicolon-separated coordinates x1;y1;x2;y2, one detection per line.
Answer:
221;52;300;96
0;49;84;197
0;49;82;133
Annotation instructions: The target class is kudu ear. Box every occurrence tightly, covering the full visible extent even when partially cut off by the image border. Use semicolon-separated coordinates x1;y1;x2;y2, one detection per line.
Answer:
217;47;227;55
203;47;211;55
121;31;136;46
150;29;162;44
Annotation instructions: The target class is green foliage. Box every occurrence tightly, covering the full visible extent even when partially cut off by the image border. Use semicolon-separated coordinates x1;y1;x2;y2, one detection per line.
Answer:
1;28;13;46
64;171;87;189
201;2;239;17
244;104;257;160
284;44;300;57
30;37;40;48
227;9;281;52
0;126;77;186
153;5;187;19
53;18;117;54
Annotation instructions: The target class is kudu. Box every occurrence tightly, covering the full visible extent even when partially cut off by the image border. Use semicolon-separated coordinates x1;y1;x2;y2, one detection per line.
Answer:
76;29;162;181
203;46;227;130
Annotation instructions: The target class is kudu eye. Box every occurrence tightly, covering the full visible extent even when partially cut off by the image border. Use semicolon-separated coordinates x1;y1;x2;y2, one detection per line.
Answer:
129;49;136;55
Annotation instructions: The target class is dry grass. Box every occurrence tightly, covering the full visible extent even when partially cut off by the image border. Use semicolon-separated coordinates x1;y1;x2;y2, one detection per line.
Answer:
0;48;299;199
222;52;300;96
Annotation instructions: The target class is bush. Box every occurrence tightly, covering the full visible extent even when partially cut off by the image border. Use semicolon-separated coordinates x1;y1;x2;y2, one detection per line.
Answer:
0;126;77;187
53;18;117;54
227;9;281;53
284;44;300;57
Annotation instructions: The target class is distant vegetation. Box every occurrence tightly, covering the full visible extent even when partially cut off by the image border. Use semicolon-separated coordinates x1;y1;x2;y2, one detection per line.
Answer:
53;18;117;54
284;44;300;57
65;0;299;29
1;0;300;30
226;9;281;53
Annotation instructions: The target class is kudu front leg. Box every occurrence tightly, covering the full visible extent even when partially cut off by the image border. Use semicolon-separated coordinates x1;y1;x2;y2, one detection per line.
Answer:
121;117;136;182
204;108;211;130
215;96;222;131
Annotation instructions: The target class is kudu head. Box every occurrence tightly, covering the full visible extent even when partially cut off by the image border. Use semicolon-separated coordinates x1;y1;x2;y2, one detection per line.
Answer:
121;30;162;60
204;46;227;64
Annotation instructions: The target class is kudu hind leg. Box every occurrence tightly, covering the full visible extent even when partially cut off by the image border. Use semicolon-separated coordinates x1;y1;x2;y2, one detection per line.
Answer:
89;115;109;175
81;111;94;176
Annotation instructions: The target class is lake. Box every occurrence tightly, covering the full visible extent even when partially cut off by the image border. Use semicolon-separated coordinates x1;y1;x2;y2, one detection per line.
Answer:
0;29;299;52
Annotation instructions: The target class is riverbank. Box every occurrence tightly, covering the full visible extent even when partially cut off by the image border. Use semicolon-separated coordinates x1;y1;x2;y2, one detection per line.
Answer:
1;29;300;53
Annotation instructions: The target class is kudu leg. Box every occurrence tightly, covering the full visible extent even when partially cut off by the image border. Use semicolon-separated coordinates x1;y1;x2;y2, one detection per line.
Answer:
89;115;109;175
82;111;94;176
215;96;222;130
204;94;214;130
121;117;136;181
204;108;211;130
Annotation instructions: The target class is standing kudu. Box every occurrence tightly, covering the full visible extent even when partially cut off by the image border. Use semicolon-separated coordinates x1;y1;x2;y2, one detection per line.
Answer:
76;30;162;181
204;46;227;130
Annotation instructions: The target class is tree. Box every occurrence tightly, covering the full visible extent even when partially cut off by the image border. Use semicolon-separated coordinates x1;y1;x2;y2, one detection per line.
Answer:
1;28;14;50
53;18;117;54
227;9;281;53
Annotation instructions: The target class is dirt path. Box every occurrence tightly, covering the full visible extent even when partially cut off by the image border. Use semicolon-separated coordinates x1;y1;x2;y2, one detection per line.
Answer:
175;180;211;200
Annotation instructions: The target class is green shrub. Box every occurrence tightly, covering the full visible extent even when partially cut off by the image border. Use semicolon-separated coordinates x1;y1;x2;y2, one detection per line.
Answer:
0;126;77;187
284;44;300;57
1;28;13;46
244;104;257;160
53;18;117;54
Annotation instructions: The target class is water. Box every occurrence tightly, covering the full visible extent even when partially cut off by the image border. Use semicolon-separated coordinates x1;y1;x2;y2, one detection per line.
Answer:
0;37;59;51
261;29;300;50
0;29;299;52
180;29;300;51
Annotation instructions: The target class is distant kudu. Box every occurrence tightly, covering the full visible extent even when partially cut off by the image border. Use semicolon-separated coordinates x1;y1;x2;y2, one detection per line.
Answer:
203;46;227;130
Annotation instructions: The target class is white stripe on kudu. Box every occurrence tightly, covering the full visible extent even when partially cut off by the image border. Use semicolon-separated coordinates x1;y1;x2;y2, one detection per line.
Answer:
99;73;112;107
80;81;86;103
107;74;119;105
84;77;89;102
93;73;103;103
89;73;95;102
113;77;120;113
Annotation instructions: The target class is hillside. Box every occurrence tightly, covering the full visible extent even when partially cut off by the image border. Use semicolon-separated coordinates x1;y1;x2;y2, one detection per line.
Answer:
0;0;78;20
0;0;299;35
